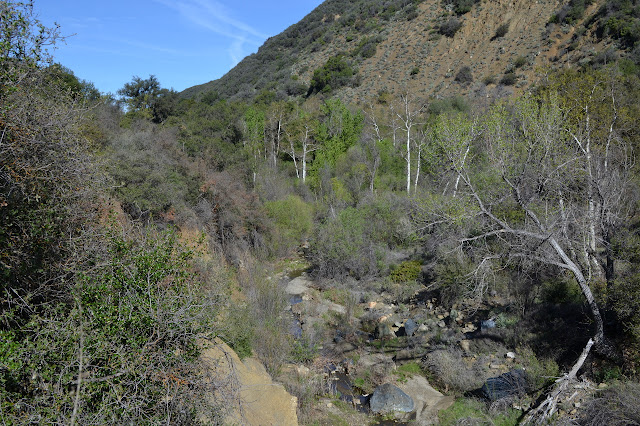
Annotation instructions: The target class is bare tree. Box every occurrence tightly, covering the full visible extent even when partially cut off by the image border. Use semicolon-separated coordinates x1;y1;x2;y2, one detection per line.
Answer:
415;93;633;423
390;93;426;194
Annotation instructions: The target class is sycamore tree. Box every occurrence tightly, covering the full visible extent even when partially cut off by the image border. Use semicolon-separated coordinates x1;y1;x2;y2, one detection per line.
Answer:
415;84;635;422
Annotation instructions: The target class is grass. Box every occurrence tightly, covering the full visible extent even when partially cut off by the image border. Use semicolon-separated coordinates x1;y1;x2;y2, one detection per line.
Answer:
394;361;424;383
438;398;521;426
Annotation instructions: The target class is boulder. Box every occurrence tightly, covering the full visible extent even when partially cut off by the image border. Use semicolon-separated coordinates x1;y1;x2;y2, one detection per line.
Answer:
199;338;298;425
481;369;527;401
398;376;455;425
370;383;414;414
404;319;418;337
285;276;313;295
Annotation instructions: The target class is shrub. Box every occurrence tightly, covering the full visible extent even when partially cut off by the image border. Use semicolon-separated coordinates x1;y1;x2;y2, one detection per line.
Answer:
411;66;420;76
308;55;358;95
514;56;528;68
500;72;518;86
439;18;463;38
264;195;314;256
443;0;481;15
390;260;422;283
579;382;640;425
455;66;474;84
516;347;559;391
423;349;488;392
493;22;510;39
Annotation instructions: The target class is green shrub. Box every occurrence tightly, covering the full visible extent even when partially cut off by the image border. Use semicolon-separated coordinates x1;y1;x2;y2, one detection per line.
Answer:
517;347;559;391
308;55;358;95
264;195;314;255
390;260;422;283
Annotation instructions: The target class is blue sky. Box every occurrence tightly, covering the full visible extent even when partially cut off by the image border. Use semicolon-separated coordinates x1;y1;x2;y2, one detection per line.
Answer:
36;0;324;95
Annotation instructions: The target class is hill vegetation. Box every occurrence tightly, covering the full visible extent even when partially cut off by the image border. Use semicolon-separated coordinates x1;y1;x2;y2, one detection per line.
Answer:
4;0;640;424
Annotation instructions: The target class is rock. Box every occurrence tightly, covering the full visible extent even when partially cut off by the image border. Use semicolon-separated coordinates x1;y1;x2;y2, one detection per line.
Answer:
370;383;414;414
437;320;446;328
377;322;397;339
404;319;418;337
506;351;516;360
418;324;429;332
481;369;527;401
398;376;455;425
285;277;312;296
199;338;298;425
490;363;505;369
459;340;471;353
437;314;445;320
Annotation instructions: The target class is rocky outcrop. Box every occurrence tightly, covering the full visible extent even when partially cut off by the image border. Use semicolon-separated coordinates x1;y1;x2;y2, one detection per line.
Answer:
200;339;298;426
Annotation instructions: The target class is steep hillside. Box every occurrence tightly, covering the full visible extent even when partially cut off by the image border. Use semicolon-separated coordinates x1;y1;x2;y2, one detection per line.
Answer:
182;0;635;104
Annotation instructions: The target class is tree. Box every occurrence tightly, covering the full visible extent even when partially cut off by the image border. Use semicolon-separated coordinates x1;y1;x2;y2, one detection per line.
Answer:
390;93;426;194
118;75;177;123
286;105;319;182
415;91;634;422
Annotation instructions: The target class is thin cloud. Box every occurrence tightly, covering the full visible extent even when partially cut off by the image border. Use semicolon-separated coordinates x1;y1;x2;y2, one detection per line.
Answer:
153;0;266;43
153;0;267;68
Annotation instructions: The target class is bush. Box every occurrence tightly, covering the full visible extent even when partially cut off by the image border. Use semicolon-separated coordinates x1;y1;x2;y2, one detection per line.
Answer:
308;55;358;95
500;72;518;86
390;260;422;283
455;66;474;84
579;382;640;425
493;22;510;39
439;18;463;37
514;55;528;68
264;195;314;256
443;0;481;15
424;349;488;392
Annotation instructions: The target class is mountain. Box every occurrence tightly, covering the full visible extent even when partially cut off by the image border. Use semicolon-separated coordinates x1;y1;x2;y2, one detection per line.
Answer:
181;0;639;103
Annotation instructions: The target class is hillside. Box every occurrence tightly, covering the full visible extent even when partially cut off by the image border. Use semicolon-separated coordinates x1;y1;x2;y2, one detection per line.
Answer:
181;0;634;103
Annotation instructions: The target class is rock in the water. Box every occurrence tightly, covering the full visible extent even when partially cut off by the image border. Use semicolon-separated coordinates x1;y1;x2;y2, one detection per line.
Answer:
404;319;418;337
370;383;415;414
481;369;527;401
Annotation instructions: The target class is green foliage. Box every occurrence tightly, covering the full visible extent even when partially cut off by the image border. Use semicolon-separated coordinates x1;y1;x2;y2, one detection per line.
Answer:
390;260;422;283
118;75;177;123
1;226;225;423
264;195;314;255
311;195;406;279
352;36;382;59
308;54;358;94
290;336;320;363
517;347;560;391
438;398;520;426
309;98;364;188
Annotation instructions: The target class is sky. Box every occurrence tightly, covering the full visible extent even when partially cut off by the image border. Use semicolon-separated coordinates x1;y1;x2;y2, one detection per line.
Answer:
35;0;324;95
